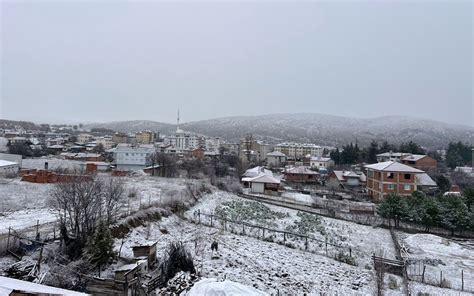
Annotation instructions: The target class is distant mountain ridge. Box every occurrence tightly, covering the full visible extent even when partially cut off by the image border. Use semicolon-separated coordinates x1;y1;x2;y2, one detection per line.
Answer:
2;114;472;149
87;113;473;149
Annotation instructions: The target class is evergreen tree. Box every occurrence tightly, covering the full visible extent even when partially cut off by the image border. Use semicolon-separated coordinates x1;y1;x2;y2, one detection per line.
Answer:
86;221;114;273
435;175;451;193
377;194;407;228
462;187;474;212
399;141;425;154
367;140;379;164
437;195;469;235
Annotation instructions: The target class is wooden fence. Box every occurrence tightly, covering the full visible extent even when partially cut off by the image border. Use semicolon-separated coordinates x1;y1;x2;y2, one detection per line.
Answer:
192;210;356;262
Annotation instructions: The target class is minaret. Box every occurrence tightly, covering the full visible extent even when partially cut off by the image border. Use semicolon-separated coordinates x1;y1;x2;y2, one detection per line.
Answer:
177;108;180;132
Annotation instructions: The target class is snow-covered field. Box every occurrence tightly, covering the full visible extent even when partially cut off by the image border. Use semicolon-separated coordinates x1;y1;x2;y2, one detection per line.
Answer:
188;192;397;268
0;209;57;235
21;157;81;170
116;215;376;295
399;232;474;292
0;178;53;212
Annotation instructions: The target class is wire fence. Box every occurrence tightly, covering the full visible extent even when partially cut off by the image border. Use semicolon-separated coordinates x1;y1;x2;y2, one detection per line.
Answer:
191;209;359;264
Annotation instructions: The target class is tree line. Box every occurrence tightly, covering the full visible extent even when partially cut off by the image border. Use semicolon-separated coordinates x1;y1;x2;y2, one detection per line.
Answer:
329;140;471;167
330;141;426;165
377;189;474;235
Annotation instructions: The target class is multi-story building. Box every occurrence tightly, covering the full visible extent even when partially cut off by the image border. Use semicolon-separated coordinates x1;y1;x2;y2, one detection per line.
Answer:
77;133;93;144
376;152;411;163
400;154;437;171
204;137;221;154
165;129;200;153
274;143;323;158
112;132;128;145
309;156;335;170
95;136;114;150
365;161;424;202
238;139;273;163
112;144;155;171
220;142;239;155
135;131;157;145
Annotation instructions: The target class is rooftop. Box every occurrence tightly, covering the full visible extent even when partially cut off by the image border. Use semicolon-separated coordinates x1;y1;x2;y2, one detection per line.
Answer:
365;161;424;173
0;160;18;167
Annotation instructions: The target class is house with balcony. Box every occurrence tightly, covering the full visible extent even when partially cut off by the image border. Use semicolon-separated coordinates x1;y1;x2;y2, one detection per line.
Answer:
365;161;424;202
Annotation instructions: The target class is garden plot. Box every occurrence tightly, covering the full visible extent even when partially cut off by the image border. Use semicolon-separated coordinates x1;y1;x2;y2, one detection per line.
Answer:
0;209;57;235
188;192;397;268
121;176;210;213
115;215;376;295
399;232;474;292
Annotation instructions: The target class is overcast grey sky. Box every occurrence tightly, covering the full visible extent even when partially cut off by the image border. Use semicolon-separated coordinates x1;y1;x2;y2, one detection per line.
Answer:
1;1;472;125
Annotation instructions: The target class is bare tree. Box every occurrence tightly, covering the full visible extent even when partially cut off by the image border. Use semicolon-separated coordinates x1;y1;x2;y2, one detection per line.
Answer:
148;152;178;177
49;173;124;258
102;176;125;225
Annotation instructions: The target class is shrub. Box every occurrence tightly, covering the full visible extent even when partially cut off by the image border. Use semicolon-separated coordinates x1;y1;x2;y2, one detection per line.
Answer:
335;251;357;266
160;242;196;285
388;275;399;290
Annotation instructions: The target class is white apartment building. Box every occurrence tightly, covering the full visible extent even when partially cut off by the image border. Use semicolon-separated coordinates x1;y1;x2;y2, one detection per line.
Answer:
77;133;94;144
113;144;155;171
204;137;221;153
274;142;323;158
165;129;200;153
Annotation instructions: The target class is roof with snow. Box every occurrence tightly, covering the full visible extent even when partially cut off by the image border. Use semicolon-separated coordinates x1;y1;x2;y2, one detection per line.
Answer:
416;173;437;187
402;154;428;161
376;152;409;157
285;166;319;175
242;166;273;178
243;174;281;184
365;161;424;173
0;160;18;167
0;276;89;296
310;156;332;162
332;170;366;182
266;151;287;157
188;278;268;296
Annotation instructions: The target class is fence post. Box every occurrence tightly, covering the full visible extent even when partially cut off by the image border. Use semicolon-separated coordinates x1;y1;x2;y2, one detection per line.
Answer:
421;265;426;283
198;210;201;224
325;237;328;256
284;232;286;242
242;223;245;235
439;270;442;287
7;227;10;250
262;228;265;239
224;220;227;232
36;220;39;241
349;247;352;257
210;215;213;227
305;237;308;251
461;269;464;291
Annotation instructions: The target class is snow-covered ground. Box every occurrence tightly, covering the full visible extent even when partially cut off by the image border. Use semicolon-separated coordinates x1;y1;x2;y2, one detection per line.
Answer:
21;157;81;170
399;232;474;292
0;209;57;235
188;191;397;268
116;216;376;295
0;178;53;212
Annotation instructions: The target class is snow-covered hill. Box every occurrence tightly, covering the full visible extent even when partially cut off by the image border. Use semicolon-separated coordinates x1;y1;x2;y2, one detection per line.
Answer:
87;113;473;149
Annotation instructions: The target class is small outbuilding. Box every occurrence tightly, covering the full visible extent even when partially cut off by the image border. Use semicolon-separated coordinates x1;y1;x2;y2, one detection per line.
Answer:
242;174;281;194
0;160;19;177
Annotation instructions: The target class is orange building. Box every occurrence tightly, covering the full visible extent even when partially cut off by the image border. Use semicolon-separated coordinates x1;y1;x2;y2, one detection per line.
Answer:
365;161;424;202
401;154;437;171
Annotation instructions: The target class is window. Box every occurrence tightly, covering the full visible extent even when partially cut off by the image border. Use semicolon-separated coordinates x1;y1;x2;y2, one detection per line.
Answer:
388;184;395;190
404;174;411;180
404;184;411;191
387;172;394;179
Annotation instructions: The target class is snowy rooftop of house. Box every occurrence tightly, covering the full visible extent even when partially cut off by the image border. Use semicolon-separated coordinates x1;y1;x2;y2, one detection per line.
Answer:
365;161;424;173
415;173;437;187
48;144;64;149
276;142;321;148
242;174;280;184
115;263;139;272
266;151;286;157
242;166;273;178
80;161;111;166
332;170;366;182
376;152;409;157
0;276;89;295
310;156;331;162
401;154;427;161
114;145;155;153
285;166;319;175
0;160;18;167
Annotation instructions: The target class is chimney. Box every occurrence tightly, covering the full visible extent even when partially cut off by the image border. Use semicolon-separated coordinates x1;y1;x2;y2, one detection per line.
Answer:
44;162;49;170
